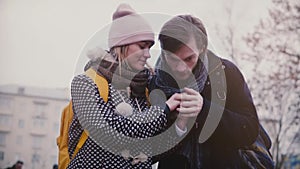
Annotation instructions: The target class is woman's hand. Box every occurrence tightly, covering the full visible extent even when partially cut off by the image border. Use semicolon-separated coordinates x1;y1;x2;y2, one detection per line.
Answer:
165;93;181;111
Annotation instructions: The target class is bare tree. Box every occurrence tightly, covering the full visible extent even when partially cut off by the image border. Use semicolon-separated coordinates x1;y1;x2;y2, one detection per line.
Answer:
244;0;300;168
213;0;240;63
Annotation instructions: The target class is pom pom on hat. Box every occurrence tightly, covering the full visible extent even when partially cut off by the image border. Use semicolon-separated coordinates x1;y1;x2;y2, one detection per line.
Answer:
108;3;154;48
112;3;136;20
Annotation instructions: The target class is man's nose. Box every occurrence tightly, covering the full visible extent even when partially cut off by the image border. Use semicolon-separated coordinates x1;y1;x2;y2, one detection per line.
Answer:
176;61;188;72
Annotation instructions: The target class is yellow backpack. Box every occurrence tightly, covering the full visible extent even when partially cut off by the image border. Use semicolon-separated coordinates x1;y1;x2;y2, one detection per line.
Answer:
56;68;109;169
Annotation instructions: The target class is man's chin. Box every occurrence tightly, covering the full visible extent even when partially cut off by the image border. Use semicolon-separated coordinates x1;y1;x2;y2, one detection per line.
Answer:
174;74;190;81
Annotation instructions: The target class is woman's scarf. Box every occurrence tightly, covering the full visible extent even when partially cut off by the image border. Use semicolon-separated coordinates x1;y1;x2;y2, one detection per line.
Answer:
84;52;150;98
154;53;208;98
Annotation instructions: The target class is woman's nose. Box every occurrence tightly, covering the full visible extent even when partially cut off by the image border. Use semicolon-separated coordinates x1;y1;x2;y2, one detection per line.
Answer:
143;49;151;58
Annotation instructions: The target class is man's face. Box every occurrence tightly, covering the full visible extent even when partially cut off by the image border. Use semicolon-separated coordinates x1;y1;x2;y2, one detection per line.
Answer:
164;39;200;81
15;163;23;169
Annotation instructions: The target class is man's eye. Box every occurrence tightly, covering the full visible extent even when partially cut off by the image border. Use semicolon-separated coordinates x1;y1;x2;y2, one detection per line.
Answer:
169;56;178;62
185;57;192;62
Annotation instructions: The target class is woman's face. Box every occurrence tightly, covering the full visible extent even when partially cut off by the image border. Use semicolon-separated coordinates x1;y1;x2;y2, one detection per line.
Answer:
164;39;200;80
124;41;153;71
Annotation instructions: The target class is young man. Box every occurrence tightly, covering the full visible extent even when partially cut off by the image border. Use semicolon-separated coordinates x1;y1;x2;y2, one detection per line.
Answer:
150;15;261;169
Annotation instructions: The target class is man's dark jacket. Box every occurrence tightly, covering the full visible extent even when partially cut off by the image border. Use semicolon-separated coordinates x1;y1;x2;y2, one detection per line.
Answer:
150;51;260;169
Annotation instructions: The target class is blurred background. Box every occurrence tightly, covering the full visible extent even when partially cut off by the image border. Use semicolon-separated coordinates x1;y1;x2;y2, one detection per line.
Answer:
0;0;299;168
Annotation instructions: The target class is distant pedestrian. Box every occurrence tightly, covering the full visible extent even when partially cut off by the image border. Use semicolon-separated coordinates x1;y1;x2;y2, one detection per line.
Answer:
5;160;23;169
53;164;58;169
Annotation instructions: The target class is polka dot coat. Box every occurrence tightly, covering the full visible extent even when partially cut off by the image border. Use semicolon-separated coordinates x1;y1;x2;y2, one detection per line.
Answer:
67;74;172;169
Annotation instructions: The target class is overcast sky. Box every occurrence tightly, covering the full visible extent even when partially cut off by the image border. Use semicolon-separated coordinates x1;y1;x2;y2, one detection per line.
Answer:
0;0;271;89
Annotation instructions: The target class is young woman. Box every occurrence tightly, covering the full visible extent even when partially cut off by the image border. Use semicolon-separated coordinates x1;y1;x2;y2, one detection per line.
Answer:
67;4;180;169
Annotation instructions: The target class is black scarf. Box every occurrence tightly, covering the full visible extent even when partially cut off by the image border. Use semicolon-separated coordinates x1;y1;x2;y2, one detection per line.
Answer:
84;56;150;98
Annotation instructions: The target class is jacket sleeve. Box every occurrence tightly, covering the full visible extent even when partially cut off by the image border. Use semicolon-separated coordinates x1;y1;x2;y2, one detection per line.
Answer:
71;74;169;154
201;59;259;148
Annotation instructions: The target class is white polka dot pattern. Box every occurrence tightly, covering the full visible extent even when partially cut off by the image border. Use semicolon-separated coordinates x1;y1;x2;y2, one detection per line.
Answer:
67;74;172;169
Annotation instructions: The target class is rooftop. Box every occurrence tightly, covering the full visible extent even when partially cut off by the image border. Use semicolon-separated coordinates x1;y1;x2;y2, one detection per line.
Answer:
0;84;70;101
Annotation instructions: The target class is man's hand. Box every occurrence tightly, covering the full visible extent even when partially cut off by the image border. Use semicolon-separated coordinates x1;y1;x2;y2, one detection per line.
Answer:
176;88;203;130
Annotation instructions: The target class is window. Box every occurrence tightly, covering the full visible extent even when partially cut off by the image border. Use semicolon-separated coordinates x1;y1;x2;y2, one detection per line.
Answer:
0;115;11;126
33;101;48;118
32;136;44;149
14;153;20;161
50;155;57;165
18;119;25;128
0;96;12;109
33;118;45;128
52;139;57;148
53;122;59;132
16;135;23;145
32;153;41;163
0;132;6;145
0;151;4;161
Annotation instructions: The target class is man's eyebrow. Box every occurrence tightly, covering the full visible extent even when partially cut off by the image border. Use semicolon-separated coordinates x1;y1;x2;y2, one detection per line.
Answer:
186;54;197;59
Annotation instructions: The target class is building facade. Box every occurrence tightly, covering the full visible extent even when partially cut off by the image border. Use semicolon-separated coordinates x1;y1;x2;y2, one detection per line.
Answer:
0;85;69;169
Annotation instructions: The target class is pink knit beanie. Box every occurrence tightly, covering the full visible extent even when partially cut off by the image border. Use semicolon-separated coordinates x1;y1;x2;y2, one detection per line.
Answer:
108;3;155;48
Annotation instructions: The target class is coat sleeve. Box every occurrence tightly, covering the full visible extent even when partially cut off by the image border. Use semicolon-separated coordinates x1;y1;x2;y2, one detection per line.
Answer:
201;59;259;148
71;74;169;154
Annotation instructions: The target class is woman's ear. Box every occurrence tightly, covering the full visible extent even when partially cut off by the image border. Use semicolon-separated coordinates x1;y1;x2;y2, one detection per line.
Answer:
199;47;205;54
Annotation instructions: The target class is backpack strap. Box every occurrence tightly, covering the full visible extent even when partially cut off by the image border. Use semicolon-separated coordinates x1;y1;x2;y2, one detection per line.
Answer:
145;88;150;106
71;129;89;160
198;52;227;143
85;68;109;102
71;68;109;160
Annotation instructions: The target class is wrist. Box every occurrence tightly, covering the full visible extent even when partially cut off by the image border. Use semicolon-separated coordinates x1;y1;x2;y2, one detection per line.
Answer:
165;100;176;111
175;123;187;137
176;118;188;130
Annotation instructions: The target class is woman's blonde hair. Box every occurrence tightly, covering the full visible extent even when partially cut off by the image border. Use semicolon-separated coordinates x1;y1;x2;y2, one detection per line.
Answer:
110;45;130;75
